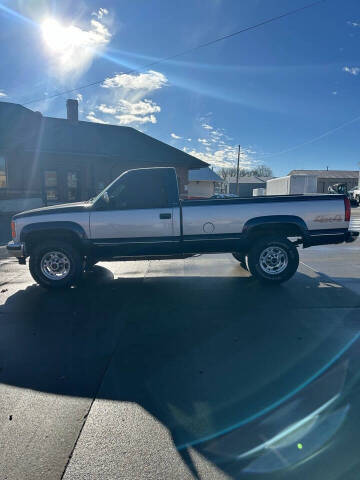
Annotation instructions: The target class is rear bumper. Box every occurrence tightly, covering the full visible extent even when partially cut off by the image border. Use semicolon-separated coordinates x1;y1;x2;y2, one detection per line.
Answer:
6;241;26;258
305;229;359;247
345;230;359;243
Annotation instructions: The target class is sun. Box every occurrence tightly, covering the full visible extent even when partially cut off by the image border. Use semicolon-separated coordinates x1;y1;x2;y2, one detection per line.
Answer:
42;18;66;52
40;16;109;75
41;18;84;53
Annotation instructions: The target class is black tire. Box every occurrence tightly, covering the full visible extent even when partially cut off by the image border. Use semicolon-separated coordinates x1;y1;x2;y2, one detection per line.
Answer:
29;241;83;289
247;236;299;284
84;256;99;271
232;252;248;270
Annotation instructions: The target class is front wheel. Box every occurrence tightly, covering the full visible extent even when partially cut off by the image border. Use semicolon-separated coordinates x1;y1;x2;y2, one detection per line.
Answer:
247;237;299;284
29;241;83;289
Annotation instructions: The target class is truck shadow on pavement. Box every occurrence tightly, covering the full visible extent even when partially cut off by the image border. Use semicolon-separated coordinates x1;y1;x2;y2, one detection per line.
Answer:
1;265;360;479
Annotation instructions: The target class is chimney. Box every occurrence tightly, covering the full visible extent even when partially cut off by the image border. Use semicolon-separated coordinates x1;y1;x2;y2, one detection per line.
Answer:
66;99;78;122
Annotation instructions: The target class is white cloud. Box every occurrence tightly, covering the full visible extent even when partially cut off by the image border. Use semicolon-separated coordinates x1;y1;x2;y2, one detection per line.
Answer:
180;117;257;169
98;99;160;116
171;133;182;139
198;138;210;145
119;99;160;115
88;70;167;126
86;111;109;124
102;70;167;92
347;21;360;27
343;66;360;76
115;114;157;125
76;93;83;102
92;8;109;19
187;138;192;142
98;104;117;114
0;90;7;97
332;91;338;95
183;146;255;168
41;16;111;78
210;129;224;138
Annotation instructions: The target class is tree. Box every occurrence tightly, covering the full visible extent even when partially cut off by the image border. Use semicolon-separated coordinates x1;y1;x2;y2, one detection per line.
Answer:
251;165;273;177
217;165;273;180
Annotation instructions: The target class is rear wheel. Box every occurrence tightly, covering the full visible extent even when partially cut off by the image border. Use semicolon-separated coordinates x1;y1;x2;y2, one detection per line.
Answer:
232;252;248;270
247;237;299;284
29;241;83;289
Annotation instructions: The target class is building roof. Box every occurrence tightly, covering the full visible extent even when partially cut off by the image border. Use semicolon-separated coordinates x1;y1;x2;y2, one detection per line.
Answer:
228;176;274;184
0;101;207;169
289;169;359;179
188;167;223;182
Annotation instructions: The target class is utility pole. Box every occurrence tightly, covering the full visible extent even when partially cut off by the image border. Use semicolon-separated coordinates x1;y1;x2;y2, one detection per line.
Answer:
236;145;240;196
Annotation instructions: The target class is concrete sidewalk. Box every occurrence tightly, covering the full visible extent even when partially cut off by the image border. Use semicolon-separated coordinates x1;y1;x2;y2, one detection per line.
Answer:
0;245;9;259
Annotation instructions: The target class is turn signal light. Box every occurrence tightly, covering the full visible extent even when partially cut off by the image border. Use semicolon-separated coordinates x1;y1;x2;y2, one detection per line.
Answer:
11;221;16;239
344;197;351;222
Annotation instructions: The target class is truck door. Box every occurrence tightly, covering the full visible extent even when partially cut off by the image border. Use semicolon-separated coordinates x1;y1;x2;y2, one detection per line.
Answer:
89;168;181;256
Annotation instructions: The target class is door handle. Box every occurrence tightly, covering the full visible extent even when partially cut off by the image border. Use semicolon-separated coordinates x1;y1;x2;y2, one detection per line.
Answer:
160;213;172;219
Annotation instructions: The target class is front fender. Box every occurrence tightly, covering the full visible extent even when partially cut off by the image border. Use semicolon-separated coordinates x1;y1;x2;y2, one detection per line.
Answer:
20;221;88;244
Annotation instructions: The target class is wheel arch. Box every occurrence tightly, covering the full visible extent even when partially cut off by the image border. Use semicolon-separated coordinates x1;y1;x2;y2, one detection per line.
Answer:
243;215;309;242
20;221;89;254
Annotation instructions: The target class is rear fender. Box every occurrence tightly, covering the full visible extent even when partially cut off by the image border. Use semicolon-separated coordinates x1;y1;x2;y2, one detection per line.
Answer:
243;215;309;243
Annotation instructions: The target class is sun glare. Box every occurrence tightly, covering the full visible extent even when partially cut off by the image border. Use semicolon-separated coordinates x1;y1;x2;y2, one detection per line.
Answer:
40;16;110;75
41;18;79;53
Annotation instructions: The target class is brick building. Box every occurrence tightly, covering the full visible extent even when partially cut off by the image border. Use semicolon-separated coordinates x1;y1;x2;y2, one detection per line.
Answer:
0;100;207;212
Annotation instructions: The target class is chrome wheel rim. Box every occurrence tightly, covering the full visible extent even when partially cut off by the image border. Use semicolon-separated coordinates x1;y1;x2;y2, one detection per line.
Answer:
259;246;288;275
40;251;71;280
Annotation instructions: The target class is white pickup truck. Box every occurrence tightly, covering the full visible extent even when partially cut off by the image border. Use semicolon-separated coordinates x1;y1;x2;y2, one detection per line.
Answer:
7;167;358;288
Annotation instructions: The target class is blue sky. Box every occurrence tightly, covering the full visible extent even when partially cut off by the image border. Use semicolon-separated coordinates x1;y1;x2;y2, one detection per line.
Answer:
1;0;360;175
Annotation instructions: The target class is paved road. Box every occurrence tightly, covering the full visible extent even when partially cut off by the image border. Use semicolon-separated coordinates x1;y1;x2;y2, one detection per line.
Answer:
1;214;360;479
300;208;360;296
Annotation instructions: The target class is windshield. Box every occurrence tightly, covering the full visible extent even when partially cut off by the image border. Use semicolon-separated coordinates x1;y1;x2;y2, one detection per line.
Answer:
2;1;360;480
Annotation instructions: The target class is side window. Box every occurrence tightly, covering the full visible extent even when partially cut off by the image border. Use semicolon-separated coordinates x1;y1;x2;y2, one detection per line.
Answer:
107;171;170;210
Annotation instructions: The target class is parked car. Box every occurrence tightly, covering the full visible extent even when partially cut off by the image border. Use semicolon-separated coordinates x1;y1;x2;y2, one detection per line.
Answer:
7;167;358;288
349;185;360;206
210;193;238;199
328;183;358;206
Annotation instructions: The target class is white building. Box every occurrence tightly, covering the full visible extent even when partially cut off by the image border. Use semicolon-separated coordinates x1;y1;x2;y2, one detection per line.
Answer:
187;168;224;198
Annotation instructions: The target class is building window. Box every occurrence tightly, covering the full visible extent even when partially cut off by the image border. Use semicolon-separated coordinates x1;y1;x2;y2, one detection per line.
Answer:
67;171;79;201
44;170;58;202
0;157;6;188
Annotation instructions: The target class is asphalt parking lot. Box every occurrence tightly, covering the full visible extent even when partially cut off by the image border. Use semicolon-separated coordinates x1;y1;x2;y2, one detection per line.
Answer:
0;210;360;479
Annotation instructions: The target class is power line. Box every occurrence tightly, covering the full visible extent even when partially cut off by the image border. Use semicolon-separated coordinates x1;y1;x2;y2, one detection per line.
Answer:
253;113;360;161
22;0;329;106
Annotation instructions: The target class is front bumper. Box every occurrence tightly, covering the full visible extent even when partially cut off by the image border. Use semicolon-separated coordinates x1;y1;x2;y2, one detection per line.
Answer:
6;241;26;258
